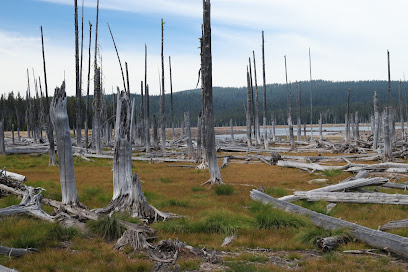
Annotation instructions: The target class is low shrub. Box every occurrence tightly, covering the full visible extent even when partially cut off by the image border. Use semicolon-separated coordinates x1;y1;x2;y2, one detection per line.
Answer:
86;216;126;241
214;184;234;196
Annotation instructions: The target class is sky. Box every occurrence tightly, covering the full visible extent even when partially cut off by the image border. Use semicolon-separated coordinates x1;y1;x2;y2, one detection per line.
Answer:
1;0;408;97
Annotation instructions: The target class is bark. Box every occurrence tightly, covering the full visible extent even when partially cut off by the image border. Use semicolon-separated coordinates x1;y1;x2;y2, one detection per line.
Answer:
160;18;166;152
93;0;101;154
261;31;268;149
169;56;175;140
373;90;379;150
184;112;194;159
251;190;408;258
196;113;202;161
0;120;5;155
145;83;151;154
297;82;302;141
309;48;313;140
383;108;392;161
354;111;359;140
153;114;159;150
345;88;350;143
75;0;82;148
202;0;222;184
253;51;261;145
319;113;323;141
50;82;80;206
246;68;252;147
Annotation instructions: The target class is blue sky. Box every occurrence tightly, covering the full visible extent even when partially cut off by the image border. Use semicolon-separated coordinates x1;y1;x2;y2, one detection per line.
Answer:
1;0;408;97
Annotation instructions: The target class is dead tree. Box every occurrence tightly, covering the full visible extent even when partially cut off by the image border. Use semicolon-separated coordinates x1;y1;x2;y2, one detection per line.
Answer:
373;90;379;150
309;48;313;140
50;82;81;206
0;120;5;155
261;31;268;149
153;114;159;150
11;124;15;145
169;56;175;140
246;67;252;147
384;51;393;161
85;22;92;150
399;81;405;140
184;112;194;159
354;111;359;140
93;0;102;154
345;88;350;143
230;118;235;146
271;114;276;142
26;70;31;138
297;82;302;141
197;113;202;161
284;56;295;150
75;0;82;148
145;46;151;153
253;51;261;145
319;113;323;141
160;18;166;152
202;0;222;184
139;80;145;145
248;57;255;143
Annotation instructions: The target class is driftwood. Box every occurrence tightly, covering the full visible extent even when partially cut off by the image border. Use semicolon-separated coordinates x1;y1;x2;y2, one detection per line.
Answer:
0;245;37;257
220;156;230;169
317;236;348;252
0;264;19;272
380;219;408;231
251;189;408;258
1;168;26;183
294;191;408;205
277;160;348;172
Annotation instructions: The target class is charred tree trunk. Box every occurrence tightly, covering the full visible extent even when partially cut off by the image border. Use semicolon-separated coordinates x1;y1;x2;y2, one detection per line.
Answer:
253;51;260;145
11;124;15;145
197;113;202;161
345;88;350;143
297;82;302;141
160;18;166;152
75;0;82;148
373;90;379;150
184;112;194;159
262;31;268;150
85;22;92;150
145;83;151;154
319;113;323;141
50;82;81;206
309;48;313;140
153;114;159;150
0;120;5;155
139;80;145;145
202;0;222;184
246;68;252;147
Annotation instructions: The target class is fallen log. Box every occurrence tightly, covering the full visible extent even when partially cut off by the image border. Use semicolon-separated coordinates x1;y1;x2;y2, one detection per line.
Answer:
1;168;26;183
83;153;196;163
279;177;387;202
317;236;348;252
251;189;408;258
294;191;408;205
0;264;19;272
380;219;408;231
220;156;230;169
346;162;408;173
277;160;349;172
382;182;408;190
0;246;37;257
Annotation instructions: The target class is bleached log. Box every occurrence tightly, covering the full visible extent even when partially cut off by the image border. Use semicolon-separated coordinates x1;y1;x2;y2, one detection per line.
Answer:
294;191;408;205
0;264;19;272
382;182;408;190
83;153;196;163
317;236;347;252
1;169;26;182
380;219;408;231
279;177;387;202
277;160;349;172
346;162;408;173
251;189;408;258
0;246;37;257
220;156;230;169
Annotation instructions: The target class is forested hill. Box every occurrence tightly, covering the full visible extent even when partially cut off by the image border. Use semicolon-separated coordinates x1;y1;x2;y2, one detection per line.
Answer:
0;80;406;130
137;80;405;127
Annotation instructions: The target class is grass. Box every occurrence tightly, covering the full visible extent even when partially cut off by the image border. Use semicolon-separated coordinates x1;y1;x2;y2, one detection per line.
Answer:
294;226;352;247
191;186;206;192
157;199;190;208
264;186;290;198
296;200;332;215
323;169;343;177
86;215;126;241
214;184;235;195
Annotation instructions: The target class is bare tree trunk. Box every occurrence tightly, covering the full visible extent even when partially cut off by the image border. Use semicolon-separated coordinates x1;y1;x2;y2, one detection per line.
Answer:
184;112;194;159
248;57;255;144
75;0;82;148
271;114;276;142
202;0;222;184
169;56;175;141
309;48;313;140
383;108;392;161
0;120;5;155
160;18;166;152
94;0;101;154
399;81;405;140
373;90;379;150
85;22;92;151
26;70;31;138
180;121;184;138
11;124;15;145
252;51;261;145
145;83;151;153
261;31;268;150
354;111;359;140
319;113;323;141
139;80;145;145
297;82;301;141
50;82;80;206
153;114;159;150
246;68;252;147
284;56;295;150
197;113;202;161
230;118;235;146
345;88;350;143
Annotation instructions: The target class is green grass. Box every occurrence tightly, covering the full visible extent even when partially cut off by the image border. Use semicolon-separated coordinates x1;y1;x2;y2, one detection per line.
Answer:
86;216;126;241
323;169;343;177
191;186;206;192
214;184;235;195
294;226;352;247
159;177;173;183
225;262;258;272
297;200;332;215
0;195;21;208
264;187;290;198
249;201;308;229
157;199;190;208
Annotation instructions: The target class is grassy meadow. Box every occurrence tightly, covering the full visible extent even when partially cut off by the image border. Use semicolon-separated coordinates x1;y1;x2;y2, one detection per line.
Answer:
0;152;408;271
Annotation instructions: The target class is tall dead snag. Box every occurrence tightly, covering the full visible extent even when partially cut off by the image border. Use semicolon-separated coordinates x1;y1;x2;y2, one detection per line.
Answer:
399;81;405;140
94;0;102;154
319;113;323;141
85;22;92;150
145;46;151;153
197;113;202;161
373;90;379;150
169;56;175;141
26;70;31;138
40;26;56;165
75;0;82;148
384;51;393;161
184;112;194;159
345;88;350;143
152;114;159;150
246;67;252;147
261;31;268;149
0;120;5;155
139;81;145;145
230;118;235;146
160;18;166;152
253;51;261;145
271;114;276;142
50;82;81;206
309;48;313;140
354;111;359;140
284;56;295;150
11;124;15;145
202;0;222;185
94;91;170;221
297;82;302;141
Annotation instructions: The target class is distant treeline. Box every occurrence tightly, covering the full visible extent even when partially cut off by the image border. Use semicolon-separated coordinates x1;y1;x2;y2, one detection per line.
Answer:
0;80;406;131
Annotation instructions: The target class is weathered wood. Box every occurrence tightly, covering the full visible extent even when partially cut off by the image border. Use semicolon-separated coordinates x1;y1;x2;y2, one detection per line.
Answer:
309;48;313;140
317;236;347;252
184;112;194;159
253;51;261;146
380;219;408;231
50;82;80;206
319;113;323;141
160;18;166;152
75;0;82;148
0;246;37;257
297;82;302;141
1;169;26;182
277;160;348;172
220;156;230;169
294;191;408;205
251;189;408;258
345;88;350;143
84;22;92;150
246;67;252;147
284;57;295;151
0;120;5;155
93;0;101;154
0;264;19;272
261;31;268;150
